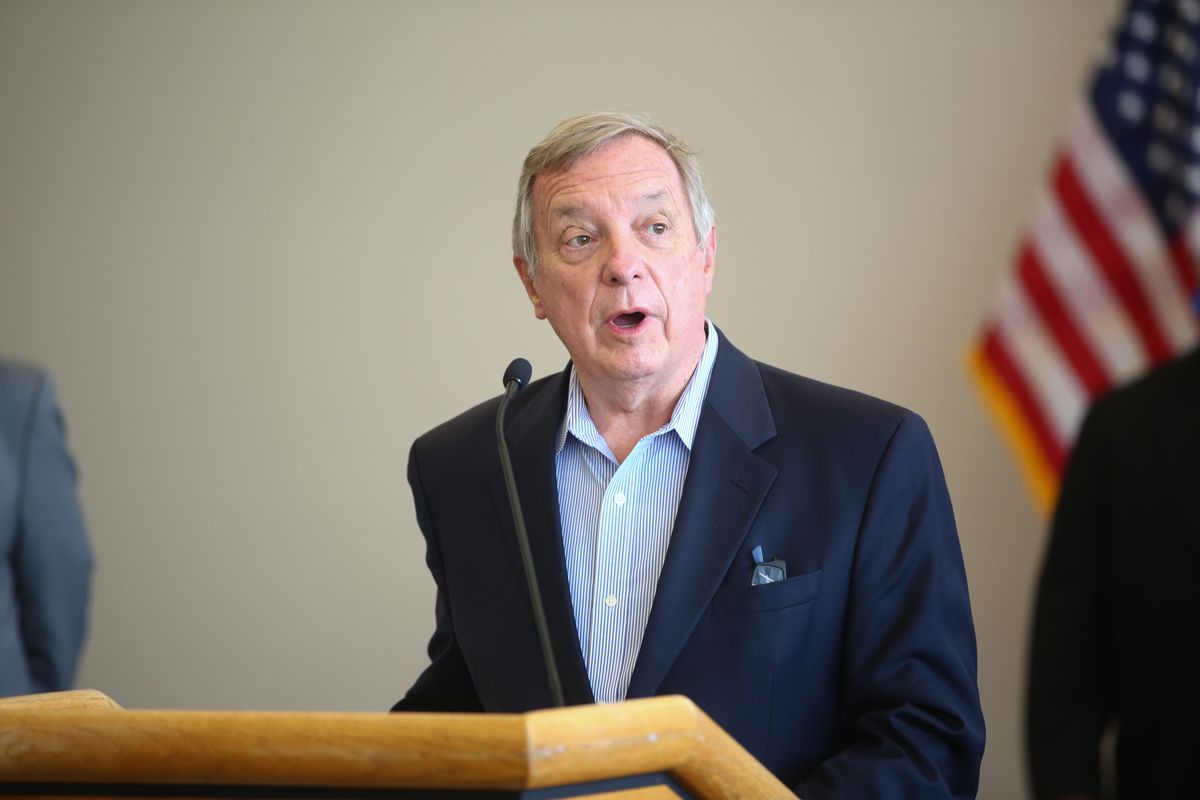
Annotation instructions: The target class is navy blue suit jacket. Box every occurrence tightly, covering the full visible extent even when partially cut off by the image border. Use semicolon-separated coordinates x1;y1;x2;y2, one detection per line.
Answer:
395;333;984;798
0;361;93;697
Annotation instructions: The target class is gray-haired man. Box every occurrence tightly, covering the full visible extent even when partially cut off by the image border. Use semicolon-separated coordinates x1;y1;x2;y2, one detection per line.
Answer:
395;112;984;798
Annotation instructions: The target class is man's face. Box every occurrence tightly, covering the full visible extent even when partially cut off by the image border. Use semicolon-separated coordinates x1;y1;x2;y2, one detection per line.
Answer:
514;135;715;397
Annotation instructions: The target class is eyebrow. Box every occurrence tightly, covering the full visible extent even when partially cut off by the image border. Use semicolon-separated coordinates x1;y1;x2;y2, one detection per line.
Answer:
549;204;586;223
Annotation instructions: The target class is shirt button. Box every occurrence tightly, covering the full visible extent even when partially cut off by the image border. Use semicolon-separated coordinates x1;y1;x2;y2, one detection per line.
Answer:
614;492;626;506
604;594;618;608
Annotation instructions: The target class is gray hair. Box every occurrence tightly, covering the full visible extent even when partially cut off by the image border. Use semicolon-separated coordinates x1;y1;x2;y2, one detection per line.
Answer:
512;112;715;277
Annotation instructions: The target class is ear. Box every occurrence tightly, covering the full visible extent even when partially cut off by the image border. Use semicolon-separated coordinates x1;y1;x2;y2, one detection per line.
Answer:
701;225;716;294
513;255;547;320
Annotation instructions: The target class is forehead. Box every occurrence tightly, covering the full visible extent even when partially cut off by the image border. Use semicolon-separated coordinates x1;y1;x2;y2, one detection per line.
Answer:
532;135;687;219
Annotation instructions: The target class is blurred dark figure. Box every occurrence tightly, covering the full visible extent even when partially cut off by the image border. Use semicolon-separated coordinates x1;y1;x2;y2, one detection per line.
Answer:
1027;346;1200;799
0;359;93;696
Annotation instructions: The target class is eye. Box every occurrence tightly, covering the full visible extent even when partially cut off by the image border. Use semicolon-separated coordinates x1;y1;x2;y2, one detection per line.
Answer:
649;223;667;235
567;234;593;247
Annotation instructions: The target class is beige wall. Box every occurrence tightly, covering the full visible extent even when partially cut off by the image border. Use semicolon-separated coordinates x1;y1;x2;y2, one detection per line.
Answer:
0;2;1120;797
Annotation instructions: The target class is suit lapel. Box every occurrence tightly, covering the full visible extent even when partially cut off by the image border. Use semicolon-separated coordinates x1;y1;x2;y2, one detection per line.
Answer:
488;367;595;706
627;335;778;698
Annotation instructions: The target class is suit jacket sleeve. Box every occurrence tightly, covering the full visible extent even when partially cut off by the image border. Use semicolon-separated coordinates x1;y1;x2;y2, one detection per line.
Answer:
391;441;484;712
15;372;94;693
797;413;984;799
1026;405;1112;799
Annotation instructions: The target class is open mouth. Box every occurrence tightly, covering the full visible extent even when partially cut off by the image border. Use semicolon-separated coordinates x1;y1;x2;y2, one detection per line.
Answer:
612;312;646;329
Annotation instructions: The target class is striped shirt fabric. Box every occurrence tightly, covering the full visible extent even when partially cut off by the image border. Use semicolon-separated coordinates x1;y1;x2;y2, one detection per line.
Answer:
555;322;719;703
971;0;1200;510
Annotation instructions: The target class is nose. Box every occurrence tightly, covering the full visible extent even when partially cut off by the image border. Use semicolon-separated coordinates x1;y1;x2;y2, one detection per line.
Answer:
602;234;642;286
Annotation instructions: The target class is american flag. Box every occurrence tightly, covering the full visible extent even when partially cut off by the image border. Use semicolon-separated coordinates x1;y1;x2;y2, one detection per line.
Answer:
972;0;1200;510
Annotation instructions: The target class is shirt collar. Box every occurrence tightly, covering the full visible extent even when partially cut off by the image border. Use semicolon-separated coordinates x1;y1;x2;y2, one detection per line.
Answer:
556;320;720;455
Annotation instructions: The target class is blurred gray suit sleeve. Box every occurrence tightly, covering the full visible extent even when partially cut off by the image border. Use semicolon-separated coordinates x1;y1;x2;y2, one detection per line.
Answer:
9;370;94;693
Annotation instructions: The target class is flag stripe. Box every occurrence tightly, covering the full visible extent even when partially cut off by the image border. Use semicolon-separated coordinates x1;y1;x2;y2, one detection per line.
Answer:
995;279;1089;447
1029;187;1146;385
1015;243;1110;395
1054;155;1174;362
980;328;1066;475
1170;233;1200;297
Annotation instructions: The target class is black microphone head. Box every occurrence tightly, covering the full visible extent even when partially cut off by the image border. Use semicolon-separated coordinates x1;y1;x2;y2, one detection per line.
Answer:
502;358;532;392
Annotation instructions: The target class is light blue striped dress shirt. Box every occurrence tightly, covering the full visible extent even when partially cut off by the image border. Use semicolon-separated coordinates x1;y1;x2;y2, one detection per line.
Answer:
555;323;719;703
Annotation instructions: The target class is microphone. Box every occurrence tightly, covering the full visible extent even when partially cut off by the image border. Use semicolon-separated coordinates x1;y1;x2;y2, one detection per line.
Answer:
495;358;565;707
503;358;532;393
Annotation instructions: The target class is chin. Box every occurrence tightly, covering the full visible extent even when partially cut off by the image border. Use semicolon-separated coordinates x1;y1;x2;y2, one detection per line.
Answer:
604;354;666;383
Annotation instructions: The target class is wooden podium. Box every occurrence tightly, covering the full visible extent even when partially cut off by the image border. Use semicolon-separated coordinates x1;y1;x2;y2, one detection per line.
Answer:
0;691;795;799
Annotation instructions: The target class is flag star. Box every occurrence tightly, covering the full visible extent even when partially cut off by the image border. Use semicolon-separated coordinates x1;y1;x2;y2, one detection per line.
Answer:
1169;26;1197;61
1147;140;1176;173
1159;63;1186;95
1119;91;1147;122
1130;10;1158;41
1154;103;1180;134
1125;50;1152;81
1186;164;1200;194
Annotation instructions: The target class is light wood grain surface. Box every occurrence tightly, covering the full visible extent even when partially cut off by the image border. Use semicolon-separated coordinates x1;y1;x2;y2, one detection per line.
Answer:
0;693;795;798
0;690;121;711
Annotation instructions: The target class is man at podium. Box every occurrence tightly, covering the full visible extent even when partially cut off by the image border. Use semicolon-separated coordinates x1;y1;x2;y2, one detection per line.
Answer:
393;112;984;799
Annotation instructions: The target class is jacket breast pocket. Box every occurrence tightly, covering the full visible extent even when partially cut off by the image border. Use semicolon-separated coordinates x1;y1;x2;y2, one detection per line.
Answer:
715;567;823;615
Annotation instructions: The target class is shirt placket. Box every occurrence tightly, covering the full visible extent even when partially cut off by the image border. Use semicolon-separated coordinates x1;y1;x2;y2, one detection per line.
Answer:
589;447;639;703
